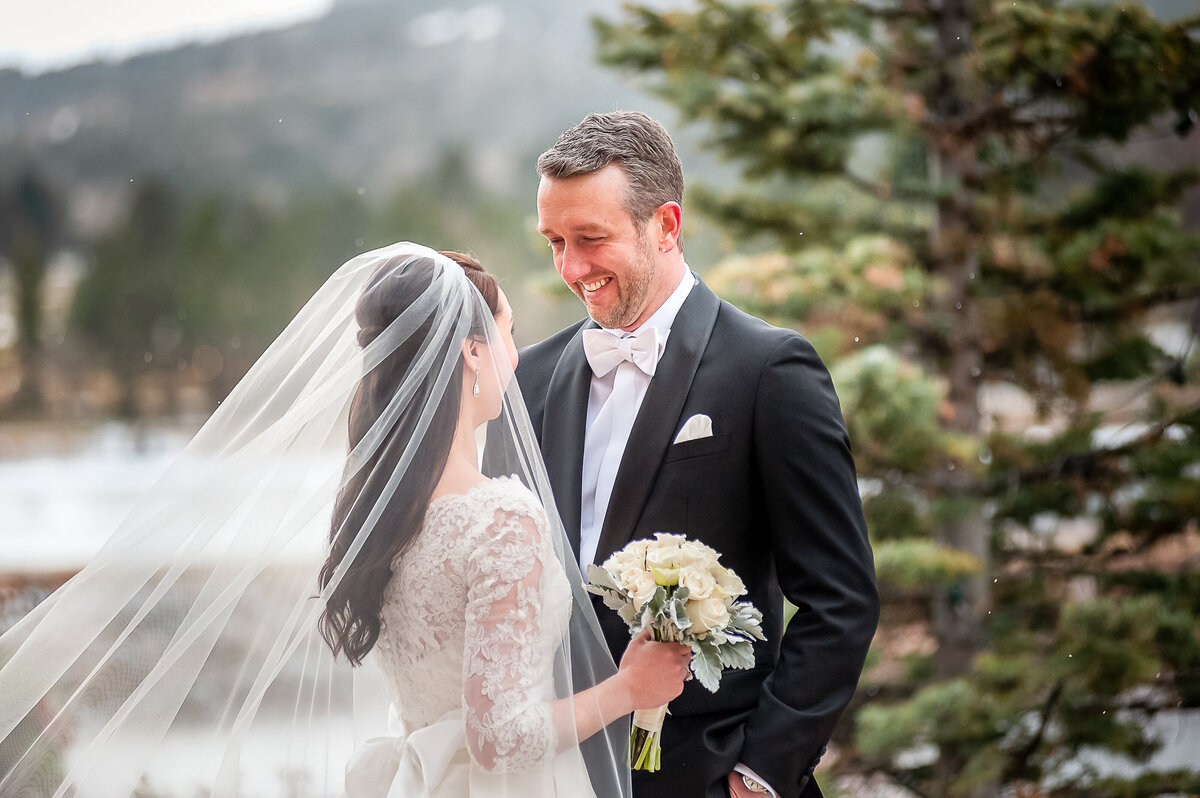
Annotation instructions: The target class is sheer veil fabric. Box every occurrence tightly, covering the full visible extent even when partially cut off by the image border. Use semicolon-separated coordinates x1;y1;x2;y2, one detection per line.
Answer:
0;242;631;798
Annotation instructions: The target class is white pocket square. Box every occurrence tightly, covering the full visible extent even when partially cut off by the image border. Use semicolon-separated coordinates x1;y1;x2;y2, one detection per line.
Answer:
673;413;713;444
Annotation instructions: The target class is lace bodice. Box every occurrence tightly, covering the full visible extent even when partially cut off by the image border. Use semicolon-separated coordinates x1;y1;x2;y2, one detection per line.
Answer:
373;477;572;773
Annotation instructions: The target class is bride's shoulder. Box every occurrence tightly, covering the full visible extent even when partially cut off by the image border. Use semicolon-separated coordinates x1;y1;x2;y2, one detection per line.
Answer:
475;475;545;519
417;478;548;563
430;476;545;523
459;478;554;566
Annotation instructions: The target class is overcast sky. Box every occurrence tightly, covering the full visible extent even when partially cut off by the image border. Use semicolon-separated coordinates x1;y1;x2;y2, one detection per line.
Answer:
0;0;332;73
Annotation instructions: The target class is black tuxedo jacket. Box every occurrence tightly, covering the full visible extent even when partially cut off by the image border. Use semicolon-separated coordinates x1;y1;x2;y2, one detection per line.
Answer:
514;278;879;798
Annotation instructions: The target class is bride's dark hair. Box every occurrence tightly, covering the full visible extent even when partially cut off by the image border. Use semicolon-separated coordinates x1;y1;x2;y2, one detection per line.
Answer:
319;250;499;665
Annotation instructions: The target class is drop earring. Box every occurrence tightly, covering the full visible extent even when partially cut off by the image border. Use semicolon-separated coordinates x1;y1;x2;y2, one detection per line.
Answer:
472;367;480;397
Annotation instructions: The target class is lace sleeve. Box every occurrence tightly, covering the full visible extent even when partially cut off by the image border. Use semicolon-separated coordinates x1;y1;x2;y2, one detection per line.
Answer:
461;497;558;773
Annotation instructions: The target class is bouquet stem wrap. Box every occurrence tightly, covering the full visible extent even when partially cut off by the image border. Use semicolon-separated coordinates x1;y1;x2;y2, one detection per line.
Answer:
630;704;667;771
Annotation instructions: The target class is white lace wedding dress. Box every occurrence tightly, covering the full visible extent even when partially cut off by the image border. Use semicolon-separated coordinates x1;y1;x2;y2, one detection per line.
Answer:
339;477;597;798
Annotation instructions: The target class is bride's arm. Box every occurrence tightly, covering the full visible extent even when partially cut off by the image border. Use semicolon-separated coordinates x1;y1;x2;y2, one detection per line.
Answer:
462;503;563;772
552;627;689;748
463;503;688;771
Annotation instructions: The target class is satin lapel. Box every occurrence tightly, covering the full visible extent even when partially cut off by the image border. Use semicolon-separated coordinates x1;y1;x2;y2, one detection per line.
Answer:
540;324;596;558
594;280;722;564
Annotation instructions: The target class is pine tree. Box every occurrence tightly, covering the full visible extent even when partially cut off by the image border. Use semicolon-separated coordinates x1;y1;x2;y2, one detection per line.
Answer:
68;179;377;416
595;1;1200;794
0;171;63;415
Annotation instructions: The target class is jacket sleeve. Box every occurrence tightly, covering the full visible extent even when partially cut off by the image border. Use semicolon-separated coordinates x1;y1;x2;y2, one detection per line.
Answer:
740;334;879;797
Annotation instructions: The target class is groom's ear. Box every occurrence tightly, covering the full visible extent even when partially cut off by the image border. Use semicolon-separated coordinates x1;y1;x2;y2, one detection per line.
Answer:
653;201;683;253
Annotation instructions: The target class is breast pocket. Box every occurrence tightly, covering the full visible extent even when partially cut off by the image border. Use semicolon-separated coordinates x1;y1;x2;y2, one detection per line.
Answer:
663;433;730;463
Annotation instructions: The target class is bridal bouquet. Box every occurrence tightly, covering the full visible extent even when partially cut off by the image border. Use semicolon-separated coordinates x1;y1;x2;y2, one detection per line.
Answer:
585;533;765;772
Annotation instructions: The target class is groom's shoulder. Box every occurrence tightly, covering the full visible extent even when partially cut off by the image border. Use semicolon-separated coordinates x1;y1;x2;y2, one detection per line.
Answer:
516;319;588;386
712;296;810;359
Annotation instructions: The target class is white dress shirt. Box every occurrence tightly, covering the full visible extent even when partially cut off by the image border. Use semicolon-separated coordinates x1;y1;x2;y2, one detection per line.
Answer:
578;268;695;571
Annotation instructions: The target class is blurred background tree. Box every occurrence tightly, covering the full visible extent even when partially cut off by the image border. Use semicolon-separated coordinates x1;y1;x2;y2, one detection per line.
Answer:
0;171;65;415
596;0;1200;795
70;178;379;416
62;165;535;418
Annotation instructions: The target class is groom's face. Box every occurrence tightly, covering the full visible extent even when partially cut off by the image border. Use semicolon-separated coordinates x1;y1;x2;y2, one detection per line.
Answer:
536;164;662;331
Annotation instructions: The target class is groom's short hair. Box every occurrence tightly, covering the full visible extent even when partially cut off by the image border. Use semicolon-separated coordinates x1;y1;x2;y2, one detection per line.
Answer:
537;111;684;227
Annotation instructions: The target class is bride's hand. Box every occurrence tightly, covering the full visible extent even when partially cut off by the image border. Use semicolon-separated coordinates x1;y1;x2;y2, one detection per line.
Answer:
616;627;692;710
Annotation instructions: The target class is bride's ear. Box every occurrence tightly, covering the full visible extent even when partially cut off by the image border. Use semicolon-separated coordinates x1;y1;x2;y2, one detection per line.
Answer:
461;337;481;373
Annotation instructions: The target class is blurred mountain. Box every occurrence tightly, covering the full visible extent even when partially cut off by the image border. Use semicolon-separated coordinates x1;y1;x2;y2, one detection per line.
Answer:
0;0;673;237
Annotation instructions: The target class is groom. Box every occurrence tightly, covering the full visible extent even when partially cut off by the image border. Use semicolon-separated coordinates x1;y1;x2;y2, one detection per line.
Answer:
516;111;879;798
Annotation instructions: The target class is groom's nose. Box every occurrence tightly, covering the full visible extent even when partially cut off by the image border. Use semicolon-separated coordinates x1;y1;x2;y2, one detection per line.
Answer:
557;245;588;284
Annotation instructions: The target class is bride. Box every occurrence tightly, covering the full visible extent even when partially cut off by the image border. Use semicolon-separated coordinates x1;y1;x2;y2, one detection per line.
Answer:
0;243;688;798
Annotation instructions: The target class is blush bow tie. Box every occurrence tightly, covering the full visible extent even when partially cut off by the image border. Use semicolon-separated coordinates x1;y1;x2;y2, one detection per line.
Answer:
582;327;664;378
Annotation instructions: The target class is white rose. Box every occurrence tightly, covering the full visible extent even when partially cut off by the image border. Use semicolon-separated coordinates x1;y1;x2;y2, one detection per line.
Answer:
684;597;730;634
645;543;682;586
607;549;644;577
651;532;688;548
605;540;651;572
677;540;716;569
712;565;747;600
678;566;716;600
602;551;624;571
625;538;651;560
613;567;639;594
626;570;659;610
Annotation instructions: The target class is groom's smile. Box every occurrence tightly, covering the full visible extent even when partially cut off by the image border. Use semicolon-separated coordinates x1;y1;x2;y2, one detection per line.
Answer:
581;276;612;293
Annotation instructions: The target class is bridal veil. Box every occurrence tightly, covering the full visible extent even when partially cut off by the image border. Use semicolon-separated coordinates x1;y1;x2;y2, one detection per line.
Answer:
0;242;631;798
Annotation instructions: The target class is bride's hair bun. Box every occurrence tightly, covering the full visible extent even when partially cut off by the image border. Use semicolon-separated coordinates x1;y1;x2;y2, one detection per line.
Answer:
354;255;438;348
354;250;499;349
357;324;386;348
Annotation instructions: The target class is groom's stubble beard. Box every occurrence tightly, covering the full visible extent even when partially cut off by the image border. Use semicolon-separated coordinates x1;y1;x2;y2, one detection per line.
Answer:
584;230;656;330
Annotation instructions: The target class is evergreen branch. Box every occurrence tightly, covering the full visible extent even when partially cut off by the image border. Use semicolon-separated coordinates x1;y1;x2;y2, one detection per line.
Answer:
861;0;935;23
1051;774;1200;798
841;168;941;203
878;765;934;798
957;112;1078;189
1075;285;1200;323
1058;693;1177;716
1004;681;1063;781
975;269;1200;324
998;536;1200;583
910;403;1198;497
990;406;1198;491
926;94;1055;144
